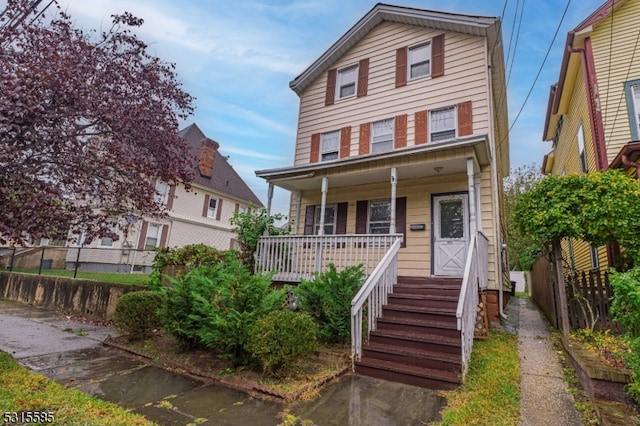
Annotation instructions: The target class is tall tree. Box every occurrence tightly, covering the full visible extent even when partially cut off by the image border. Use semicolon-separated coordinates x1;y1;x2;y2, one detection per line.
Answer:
503;164;543;270
0;0;194;245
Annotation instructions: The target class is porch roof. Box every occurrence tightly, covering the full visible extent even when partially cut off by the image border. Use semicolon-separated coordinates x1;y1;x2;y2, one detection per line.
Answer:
255;134;489;192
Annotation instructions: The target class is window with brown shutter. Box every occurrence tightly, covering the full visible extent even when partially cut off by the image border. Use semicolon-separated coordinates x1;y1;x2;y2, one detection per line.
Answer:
310;133;320;163
457;100;473;136
415;110;428;144
159;225;168;248
137;221;148;250
357;58;369;97
202;194;210;217
355;198;407;248
216;199;223;220
166;185;176;210
395;47;408;88
395;114;407;148
325;68;337;106
431;34;445;78
340;126;351;158
359;123;371;155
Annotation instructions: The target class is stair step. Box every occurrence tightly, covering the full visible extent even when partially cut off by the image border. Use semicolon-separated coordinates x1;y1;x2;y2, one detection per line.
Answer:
382;304;457;323
355;358;460;390
376;317;461;338
393;285;461;297
368;329;461;354
362;342;462;372
397;276;462;286
388;293;458;308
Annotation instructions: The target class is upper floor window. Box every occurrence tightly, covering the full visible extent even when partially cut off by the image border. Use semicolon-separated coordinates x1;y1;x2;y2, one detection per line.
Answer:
577;123;587;173
314;203;336;235
207;198;217;218
631;83;640;137
430;106;456;142
321;131;340;161
336;65;358;100
408;43;430;80
371;119;394;153
368;199;391;234
154;181;169;205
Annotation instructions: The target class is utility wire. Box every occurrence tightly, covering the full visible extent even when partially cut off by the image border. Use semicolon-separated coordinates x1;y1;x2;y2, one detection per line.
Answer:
506;0;526;87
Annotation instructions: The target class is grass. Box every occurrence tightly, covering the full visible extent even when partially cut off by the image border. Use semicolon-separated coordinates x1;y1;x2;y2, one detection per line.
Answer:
8;269;149;286
0;351;155;426
433;331;520;426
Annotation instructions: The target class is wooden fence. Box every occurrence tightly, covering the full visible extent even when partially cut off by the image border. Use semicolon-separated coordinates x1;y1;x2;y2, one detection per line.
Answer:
530;251;558;328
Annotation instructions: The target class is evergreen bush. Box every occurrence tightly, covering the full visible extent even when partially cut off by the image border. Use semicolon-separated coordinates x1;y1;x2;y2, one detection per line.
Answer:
113;291;163;340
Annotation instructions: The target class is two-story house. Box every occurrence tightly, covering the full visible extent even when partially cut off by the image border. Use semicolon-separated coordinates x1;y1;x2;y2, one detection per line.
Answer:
542;0;640;272
255;4;509;389
67;123;263;272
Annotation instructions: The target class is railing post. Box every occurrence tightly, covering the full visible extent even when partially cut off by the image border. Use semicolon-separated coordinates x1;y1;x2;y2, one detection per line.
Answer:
9;247;16;271
38;247;45;275
74;247;81;278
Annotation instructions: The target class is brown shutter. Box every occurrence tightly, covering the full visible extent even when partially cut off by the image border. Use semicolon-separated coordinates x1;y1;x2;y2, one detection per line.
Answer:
457;101;473;136
159;224;168;248
310;133;320;163
137;221;148;250
395;47;407;88
325;68;337;106
355;200;368;234
395;197;407;248
359;123;371;155
336;202;348;235
216;199;223;220
431;34;444;78
235;203;239;213
395;114;407;148
415;110;428;144
340;126;351;158
357;58;369;97
203;194;210;217
166;185;176;210
304;205;316;235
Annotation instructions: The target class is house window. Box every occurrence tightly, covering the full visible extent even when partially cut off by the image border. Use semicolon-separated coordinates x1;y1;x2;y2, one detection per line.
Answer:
408;43;430;80
336;65;358;99
371;119;394;153
145;223;162;249
207;198;217;218
100;222;118;247
154;181;169;205
321;131;340;161
553;115;564;148
628;82;640;138
590;245;600;270
430;106;456;142
577;123;587;173
368;200;391;234
314;204;336;235
239;206;248;214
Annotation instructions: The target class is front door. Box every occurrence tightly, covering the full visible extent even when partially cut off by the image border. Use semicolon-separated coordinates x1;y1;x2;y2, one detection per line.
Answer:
433;194;469;276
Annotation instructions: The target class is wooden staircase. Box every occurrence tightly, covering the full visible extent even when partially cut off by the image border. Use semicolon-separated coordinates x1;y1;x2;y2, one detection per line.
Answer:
354;276;463;390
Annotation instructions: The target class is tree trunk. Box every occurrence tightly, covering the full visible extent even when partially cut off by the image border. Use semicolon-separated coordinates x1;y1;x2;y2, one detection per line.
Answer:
553;239;570;336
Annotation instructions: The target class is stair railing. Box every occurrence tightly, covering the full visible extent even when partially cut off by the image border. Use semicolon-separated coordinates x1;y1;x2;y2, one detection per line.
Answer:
456;231;489;380
350;237;402;368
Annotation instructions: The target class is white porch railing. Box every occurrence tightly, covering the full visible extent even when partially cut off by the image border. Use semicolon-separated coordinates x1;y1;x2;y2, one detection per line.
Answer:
350;238;402;366
254;234;403;282
456;231;489;380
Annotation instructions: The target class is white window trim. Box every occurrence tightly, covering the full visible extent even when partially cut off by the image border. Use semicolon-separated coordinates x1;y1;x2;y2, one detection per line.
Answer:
632;83;640;136
100;221;118;247
145;223;162;250
368;199;391;235
207;198;217;218
154;181;169;205
315;203;337;235
429;106;457;143
577;122;587;173
590;245;600;270
408;42;431;81
371;118;394;153
320;131;340;162
335;64;358;100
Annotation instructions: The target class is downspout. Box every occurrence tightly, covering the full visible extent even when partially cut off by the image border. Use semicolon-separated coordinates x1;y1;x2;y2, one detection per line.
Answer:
486;36;507;319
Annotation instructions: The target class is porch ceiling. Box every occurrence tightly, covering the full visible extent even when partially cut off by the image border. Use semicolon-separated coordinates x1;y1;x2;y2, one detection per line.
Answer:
256;135;489;192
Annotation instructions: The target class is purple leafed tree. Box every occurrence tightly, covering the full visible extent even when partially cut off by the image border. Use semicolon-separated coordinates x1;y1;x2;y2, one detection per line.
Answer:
0;0;195;245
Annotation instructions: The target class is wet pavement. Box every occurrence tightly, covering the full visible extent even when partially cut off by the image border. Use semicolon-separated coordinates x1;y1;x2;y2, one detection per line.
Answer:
0;300;445;425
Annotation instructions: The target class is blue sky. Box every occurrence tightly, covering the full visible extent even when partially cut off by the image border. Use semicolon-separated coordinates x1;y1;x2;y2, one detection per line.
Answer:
15;0;608;215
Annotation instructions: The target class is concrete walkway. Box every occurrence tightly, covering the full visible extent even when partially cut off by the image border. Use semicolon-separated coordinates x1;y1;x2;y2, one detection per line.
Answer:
513;297;584;426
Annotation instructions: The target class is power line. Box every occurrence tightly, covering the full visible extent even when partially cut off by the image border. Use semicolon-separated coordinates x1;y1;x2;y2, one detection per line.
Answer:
506;0;526;87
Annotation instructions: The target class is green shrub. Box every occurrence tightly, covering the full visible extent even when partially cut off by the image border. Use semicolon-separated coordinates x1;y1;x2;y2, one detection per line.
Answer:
610;268;640;401
248;309;318;376
158;253;286;365
296;263;365;344
113;291;163;340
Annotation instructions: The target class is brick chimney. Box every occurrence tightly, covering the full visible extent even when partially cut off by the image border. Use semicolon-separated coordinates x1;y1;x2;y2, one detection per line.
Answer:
198;138;219;178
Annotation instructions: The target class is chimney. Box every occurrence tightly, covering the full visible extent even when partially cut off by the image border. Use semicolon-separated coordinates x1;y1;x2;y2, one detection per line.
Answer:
198;138;219;178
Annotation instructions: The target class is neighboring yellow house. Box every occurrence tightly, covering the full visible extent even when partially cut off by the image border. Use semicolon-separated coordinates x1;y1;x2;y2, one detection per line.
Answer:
67;123;263;272
255;4;509;388
542;0;640;271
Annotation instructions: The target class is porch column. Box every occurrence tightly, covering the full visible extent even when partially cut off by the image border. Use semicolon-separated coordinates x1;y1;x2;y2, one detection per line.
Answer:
389;167;397;234
318;176;328;235
474;173;482;232
294;191;302;235
466;158;477;236
264;183;274;236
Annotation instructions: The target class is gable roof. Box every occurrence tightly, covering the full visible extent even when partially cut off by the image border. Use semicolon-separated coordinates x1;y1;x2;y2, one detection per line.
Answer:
178;123;263;207
289;3;501;96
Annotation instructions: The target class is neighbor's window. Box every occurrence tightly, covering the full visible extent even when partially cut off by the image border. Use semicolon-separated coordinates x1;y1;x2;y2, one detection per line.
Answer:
154;181;169;205
408;43;430;79
629;82;640;138
430;106;456;142
336;65;358;99
207;198;217;218
314;204;336;235
100;222;118;247
145;223;162;249
371;118;394;153
321;131;340;161
577;123;587;173
368;199;391;234
590;244;600;270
